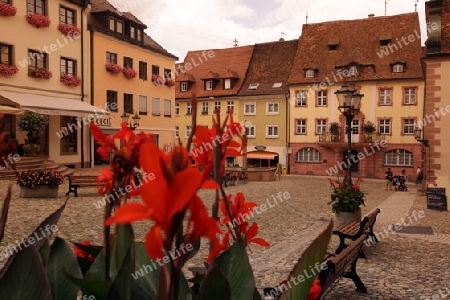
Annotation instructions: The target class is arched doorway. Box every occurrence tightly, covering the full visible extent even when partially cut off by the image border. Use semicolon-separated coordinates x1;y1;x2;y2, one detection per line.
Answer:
343;150;359;173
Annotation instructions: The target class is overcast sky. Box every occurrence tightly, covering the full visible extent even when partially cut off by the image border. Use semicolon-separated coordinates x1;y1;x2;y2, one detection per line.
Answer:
109;0;427;62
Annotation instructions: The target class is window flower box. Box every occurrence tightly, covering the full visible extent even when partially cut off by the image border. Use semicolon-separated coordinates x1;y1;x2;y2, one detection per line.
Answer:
0;2;17;16
105;62;122;74
57;23;80;36
152;74;164;85
17;170;64;198
0;64;19;77
28;68;52;79
25;13;51;28
60;73;81;86
122;67;137;79
164;78;175;86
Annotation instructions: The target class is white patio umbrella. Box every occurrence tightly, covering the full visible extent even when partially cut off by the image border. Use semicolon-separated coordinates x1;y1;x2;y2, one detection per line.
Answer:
0;105;24;115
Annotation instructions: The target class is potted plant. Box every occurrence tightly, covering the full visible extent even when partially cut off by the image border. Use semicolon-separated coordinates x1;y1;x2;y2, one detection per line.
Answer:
0;64;19;77
22;143;40;156
329;122;340;142
0;2;17;16
328;173;366;229
60;73;81;86
57;23;80;36
25;13;51;28
164;78;175;86
363;121;376;142
105;62;122;74
16;169;65;198
28;67;52;79
122;67;137;79
152;74;164;85
224;172;237;186
18;111;47;155
236;171;248;184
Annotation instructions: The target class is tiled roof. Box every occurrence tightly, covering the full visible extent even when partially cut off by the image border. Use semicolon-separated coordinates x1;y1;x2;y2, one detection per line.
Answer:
238;39;299;96
289;13;424;85
142;34;178;60
201;71;220;80
90;0;146;26
175;45;254;99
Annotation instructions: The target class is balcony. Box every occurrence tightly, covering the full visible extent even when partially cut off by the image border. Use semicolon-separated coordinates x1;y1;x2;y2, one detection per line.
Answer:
318;133;388;148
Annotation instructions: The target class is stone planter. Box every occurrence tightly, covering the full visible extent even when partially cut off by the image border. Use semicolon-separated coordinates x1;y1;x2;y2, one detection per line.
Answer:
333;209;362;230
236;179;247;185
20;186;59;198
227;180;236;186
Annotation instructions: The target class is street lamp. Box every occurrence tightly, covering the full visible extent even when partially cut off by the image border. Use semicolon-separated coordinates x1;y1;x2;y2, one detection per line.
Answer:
413;127;429;147
120;111;141;130
335;83;364;188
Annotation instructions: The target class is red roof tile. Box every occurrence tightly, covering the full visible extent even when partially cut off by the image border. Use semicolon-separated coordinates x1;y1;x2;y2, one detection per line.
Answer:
289;13;424;85
175;46;254;99
238;39;299;96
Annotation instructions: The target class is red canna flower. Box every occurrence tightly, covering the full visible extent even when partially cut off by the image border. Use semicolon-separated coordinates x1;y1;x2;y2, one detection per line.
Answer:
352;184;359;190
327;178;334;186
74;240;95;262
105;142;220;261
307;279;322;300
244;222;270;247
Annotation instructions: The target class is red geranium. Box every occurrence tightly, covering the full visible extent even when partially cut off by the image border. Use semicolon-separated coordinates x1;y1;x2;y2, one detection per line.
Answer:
0;2;17;16
60;73;81;86
28;68;52;79
122;67;137;79
25;13;51;28
57;23;80;36
0;64;19;77
105;62;122;74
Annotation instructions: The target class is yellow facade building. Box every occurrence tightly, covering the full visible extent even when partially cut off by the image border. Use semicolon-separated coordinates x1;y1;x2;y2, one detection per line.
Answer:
0;0;99;167
288;13;425;179
89;0;178;165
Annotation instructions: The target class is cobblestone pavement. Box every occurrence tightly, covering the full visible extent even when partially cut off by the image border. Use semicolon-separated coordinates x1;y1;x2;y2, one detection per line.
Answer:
1;175;449;299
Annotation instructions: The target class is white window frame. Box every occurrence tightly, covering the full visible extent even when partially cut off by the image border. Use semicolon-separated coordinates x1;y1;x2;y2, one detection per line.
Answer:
186;102;192;115
316;119;327;135
244;102;256;115
245;125;256;138
379;89;392;105
296;119;306;135
403;119;415;135
379;119;391;135
224;78;231;90
152;97;160;116
164;99;171;117
266;102;279;115
266;125;279;138
205;80;213;90
384;149;413;166
180;82;188;92
139;95;147;114
348;66;358;77
175;125;179;138
296;148;321;163
185;125;192;138
305;69;315;78
317;90;327;106
175;102;180;116
296;91;307;106
404;87;417;105
226;100;235;114
392;64;404;73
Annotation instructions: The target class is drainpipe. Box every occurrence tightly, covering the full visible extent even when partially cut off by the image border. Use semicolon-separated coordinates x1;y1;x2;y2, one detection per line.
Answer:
89;15;95;168
80;1;89;168
285;90;290;173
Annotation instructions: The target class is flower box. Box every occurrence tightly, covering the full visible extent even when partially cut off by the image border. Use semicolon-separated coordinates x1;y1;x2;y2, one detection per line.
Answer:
28;68;52;79
105;62;122;74
57;23;80;36
60;73;81;86
236;179;247;185
25;13;51;28
152;74;164;85
0;2;17;16
122;67;137;79
20;185;59;198
164;78;175;86
0;64;19;77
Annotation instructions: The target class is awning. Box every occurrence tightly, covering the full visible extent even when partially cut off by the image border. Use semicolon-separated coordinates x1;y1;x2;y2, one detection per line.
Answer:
0;105;24;115
247;151;279;160
0;90;107;117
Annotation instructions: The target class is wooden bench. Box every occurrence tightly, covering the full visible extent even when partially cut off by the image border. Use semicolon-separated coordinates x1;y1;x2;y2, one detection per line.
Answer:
317;232;368;299
66;175;99;197
332;208;381;255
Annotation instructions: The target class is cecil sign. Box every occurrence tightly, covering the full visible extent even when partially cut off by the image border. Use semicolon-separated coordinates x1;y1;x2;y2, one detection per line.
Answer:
95;116;111;127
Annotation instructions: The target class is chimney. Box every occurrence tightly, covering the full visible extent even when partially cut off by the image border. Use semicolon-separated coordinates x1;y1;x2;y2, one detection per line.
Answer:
368;14;375;18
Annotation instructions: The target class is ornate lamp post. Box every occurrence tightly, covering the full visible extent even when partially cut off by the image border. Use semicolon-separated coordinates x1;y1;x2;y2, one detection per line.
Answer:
413;127;429;146
335;83;364;188
120;111;141;130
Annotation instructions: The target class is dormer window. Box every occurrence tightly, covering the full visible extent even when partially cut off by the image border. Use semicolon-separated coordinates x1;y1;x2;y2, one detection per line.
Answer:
392;63;405;73
380;39;391;46
129;25;143;41
224;78;231;90
305;69;315;78
205;80;213;90
348;65;359;77
109;18;123;34
328;38;339;51
272;82;282;88
180;82;188;92
248;83;259;90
